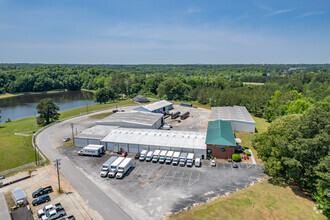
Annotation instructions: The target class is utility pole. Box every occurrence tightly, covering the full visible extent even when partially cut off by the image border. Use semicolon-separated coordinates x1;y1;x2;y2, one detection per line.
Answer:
34;113;38;166
53;159;61;193
70;123;75;145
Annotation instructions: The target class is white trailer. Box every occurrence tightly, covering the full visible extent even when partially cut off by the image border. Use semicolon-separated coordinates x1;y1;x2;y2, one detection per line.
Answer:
172;152;181;166
100;156;118;177
158;150;168;163
108;157;125;178
87;144;105;153
186;153;195;167
179;152;188;167
152;150;161;163
146;151;153;162
78;146;102;156
139;150;148;161
165;151;174;164
116;158;133;179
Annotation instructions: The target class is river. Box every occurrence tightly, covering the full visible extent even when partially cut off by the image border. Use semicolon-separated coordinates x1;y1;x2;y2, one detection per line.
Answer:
0;90;96;123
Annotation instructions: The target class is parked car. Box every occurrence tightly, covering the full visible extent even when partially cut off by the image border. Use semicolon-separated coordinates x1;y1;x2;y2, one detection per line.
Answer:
211;160;216;167
59;215;75;220
32;186;53;198
232;161;238;168
42;208;66;220
37;203;62;218
32;194;50;206
134;152;140;160
112;109;119;113
121;152;128;157
62;137;70;142
235;145;245;153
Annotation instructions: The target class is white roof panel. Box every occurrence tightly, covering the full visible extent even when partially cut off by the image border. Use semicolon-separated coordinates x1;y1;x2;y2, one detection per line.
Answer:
101;128;206;150
140;100;172;111
75;125;119;139
211;106;255;123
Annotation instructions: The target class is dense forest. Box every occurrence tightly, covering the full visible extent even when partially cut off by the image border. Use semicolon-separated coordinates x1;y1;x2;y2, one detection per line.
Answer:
0;64;329;216
0;64;329;122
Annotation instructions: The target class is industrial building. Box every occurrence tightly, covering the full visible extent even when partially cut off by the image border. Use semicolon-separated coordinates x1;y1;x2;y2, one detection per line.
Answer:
210;106;255;132
100;128;207;158
0;192;10;220
74;125;119;147
205;120;236;159
133;100;173;114
96;111;164;129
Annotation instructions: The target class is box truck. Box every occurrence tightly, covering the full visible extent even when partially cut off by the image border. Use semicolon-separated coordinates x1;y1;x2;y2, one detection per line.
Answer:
116;158;133;179
78;146;102;157
100;156;118;177
87;144;105;153
186;153;195;167
146;151;153;162
165;151;174;164
152;150;161;163
108;157;125;178
172;152;181;165
179;152;188;167
139;150;148;161
158;150;168;163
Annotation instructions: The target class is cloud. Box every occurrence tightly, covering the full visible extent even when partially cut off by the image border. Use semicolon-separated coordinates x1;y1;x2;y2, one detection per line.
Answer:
297;11;325;18
268;8;295;16
186;6;202;14
253;0;272;12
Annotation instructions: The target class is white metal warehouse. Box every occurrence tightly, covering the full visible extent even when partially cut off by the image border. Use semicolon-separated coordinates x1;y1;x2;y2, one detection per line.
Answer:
100;128;207;158
133;100;173;114
74;125;119;147
210;106;255;132
96;111;164;129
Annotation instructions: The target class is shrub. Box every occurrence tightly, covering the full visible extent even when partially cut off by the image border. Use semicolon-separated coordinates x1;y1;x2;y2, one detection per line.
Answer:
244;146;250;149
232;153;241;162
246;151;251;156
227;159;232;162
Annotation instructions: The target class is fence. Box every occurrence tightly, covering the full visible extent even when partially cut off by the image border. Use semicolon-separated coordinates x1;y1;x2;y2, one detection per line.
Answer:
0;103;137;176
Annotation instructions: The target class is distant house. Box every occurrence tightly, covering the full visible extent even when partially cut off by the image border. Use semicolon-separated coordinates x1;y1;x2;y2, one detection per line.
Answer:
205;120;236;159
132;95;149;103
133;100;173;114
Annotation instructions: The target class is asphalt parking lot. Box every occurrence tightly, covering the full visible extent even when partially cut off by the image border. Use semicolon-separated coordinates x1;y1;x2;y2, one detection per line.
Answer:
61;148;266;220
166;105;210;132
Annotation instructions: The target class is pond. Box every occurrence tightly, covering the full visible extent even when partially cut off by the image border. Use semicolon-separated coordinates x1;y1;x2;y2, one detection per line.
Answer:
0;90;96;123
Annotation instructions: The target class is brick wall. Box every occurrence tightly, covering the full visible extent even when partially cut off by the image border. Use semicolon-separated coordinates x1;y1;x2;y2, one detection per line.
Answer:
207;144;235;159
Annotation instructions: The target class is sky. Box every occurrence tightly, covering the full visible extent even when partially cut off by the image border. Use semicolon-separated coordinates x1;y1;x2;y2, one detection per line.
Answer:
0;0;329;64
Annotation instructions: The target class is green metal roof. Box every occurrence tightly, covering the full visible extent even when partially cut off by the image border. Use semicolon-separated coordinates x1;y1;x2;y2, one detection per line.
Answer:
205;120;236;146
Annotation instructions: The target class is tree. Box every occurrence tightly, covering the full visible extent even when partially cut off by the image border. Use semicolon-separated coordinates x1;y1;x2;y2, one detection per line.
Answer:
0;108;1;122
94;87;116;104
37;98;60;125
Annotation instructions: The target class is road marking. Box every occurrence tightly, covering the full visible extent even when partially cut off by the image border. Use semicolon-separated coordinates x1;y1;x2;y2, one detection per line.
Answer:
187;172;193;186
170;171;177;184
188;172;200;187
161;169;170;185
179;172;185;187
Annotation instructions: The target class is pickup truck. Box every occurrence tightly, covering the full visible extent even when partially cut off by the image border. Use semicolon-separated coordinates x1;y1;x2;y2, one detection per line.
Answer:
32;186;53;198
42;208;66;220
59;216;75;220
37;203;62;218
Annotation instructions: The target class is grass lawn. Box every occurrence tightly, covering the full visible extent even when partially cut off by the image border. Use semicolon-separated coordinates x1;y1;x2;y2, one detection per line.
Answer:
172;101;211;110
0;99;135;172
0;90;67;99
169;180;325;220
253;116;270;133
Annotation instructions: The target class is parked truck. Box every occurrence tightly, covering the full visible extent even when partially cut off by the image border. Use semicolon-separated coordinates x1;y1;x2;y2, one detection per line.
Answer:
139;150;148;161
165;151;174;164
179;152;188;166
100;156;118;177
37;203;62;218
180;112;190;120
186;153;195;167
146;151;153;162
172;152;181;165
87;144;105;153
42;208;66;220
78;146;102;157
158;150;168;163
32;186;53;198
115;158;133;179
152;150;161;163
108;157;125;178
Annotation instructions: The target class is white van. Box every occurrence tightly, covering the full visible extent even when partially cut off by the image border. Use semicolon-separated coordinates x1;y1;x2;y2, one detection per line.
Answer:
139;150;148;161
195;158;201;167
146;151;153;162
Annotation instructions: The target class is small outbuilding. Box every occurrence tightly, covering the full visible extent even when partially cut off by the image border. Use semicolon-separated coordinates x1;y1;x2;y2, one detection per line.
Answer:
133;100;173;114
205;120;236;159
210;106;255;132
12;188;27;206
96;111;164;129
132;95;149;103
